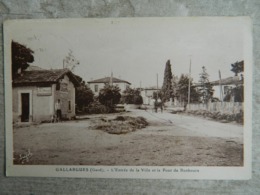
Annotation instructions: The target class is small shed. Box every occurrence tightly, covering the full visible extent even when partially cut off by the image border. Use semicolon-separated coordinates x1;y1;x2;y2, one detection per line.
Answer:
12;68;80;123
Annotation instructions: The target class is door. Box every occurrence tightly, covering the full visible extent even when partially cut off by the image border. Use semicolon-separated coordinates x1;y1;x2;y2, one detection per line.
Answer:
21;93;30;122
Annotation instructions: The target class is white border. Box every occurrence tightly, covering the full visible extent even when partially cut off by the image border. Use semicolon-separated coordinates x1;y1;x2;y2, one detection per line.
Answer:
4;17;252;179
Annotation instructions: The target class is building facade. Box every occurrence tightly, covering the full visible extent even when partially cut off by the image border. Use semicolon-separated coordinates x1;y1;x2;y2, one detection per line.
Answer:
140;87;160;105
12;69;80;123
87;77;131;96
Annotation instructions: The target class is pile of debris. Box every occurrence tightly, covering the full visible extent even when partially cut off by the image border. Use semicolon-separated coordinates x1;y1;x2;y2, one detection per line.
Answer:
91;116;148;134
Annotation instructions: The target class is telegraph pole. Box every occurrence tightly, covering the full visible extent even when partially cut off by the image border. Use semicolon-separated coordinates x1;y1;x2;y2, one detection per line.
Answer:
188;57;191;109
156;73;159;99
219;70;223;104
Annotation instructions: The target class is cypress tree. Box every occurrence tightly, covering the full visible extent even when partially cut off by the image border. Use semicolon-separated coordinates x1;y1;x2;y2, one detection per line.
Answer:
161;60;173;102
198;66;214;103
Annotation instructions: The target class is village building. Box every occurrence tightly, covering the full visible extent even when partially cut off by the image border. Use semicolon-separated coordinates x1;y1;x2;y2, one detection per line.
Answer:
87;76;131;96
210;75;243;102
140;87;161;105
12;68;80;123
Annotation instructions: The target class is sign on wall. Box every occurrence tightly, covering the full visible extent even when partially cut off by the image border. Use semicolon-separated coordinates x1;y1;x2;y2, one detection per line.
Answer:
37;87;52;96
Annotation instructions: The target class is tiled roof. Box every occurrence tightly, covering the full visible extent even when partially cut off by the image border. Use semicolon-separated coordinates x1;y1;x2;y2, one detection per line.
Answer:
195;76;243;87
88;77;131;85
13;69;80;87
210;77;243;86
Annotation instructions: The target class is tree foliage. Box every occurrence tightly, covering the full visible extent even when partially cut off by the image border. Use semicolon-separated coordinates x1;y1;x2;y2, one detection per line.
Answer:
122;87;143;105
231;61;244;76
161;60;173;102
12;41;34;78
176;74;200;103
74;74;94;113
228;60;244;102
171;75;178;98
98;84;121;110
152;90;163;100
198;66;214;103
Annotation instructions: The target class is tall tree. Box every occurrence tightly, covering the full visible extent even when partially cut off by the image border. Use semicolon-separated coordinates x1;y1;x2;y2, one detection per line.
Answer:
63;50;80;72
230;60;244;102
198;66;214;103
161;59;173;102
177;74;200;103
171;75;178;98
231;61;244;76
74;74;94;113
12;41;34;78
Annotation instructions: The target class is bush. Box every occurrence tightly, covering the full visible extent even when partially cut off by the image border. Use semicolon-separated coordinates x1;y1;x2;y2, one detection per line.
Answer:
98;84;121;111
85;101;110;114
184;109;243;124
133;95;143;105
122;87;143;105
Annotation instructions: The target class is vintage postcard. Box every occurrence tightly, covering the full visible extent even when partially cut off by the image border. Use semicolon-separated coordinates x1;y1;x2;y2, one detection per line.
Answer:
4;17;252;179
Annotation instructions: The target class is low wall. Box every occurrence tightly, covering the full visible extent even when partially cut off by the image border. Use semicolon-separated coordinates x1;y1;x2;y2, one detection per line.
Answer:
187;102;243;114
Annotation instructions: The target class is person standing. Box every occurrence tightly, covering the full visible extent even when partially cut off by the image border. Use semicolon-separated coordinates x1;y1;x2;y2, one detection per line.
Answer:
55;99;62;121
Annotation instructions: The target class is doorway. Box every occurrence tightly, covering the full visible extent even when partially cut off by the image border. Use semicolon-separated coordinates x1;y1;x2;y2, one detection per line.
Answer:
21;93;30;122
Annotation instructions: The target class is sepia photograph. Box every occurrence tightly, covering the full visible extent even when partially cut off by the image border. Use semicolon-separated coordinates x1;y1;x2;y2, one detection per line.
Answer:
4;17;252;179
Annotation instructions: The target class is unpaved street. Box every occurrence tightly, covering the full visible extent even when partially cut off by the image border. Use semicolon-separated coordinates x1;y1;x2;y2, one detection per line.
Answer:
13;108;243;166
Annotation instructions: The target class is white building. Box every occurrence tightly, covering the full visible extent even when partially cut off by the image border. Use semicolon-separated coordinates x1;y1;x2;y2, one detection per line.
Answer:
12;68;80;123
87;76;131;96
140;87;160;105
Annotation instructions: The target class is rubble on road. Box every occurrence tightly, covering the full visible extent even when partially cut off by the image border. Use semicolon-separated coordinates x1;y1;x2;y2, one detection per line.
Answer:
90;115;148;134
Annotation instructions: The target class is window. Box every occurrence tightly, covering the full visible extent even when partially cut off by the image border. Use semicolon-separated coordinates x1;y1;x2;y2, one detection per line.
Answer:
56;83;60;90
68;100;71;112
94;85;98;92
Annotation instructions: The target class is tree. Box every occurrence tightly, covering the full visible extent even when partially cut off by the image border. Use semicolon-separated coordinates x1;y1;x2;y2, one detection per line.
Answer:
152;90;163;100
161;60;173;102
198;66;214;103
98;84;121;111
231;61;244;76
63;50;80;72
12;41;34;78
176;74;200;103
74;74;94;113
230;60;244;102
122;87;143;105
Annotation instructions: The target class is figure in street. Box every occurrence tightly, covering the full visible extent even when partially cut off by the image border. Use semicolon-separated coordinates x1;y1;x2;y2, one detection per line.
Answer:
55;99;62;122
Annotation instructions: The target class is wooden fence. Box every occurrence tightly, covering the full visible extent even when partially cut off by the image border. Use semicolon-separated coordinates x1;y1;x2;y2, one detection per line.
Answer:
187;102;243;114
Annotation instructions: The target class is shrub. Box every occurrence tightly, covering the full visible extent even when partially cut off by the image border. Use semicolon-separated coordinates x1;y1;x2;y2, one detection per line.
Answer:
133;95;143;105
122;87;143;105
98;84;121;111
85;101;109;114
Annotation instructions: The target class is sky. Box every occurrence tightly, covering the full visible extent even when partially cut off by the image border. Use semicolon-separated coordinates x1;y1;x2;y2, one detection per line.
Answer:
7;17;249;88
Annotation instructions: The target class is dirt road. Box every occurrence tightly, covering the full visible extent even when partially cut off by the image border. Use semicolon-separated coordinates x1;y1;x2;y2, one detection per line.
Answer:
13;108;243;166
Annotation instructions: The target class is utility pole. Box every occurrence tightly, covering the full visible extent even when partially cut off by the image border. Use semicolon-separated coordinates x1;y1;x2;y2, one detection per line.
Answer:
219;70;223;104
188;57;191;110
110;72;113;86
157;73;159;99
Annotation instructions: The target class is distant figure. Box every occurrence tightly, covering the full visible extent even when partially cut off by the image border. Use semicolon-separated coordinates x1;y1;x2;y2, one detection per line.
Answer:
55;99;62;122
154;99;158;113
158;98;163;113
184;102;187;111
154;98;163;113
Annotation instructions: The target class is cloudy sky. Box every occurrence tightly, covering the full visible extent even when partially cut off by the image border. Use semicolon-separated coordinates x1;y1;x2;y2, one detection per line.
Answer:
6;17;249;88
